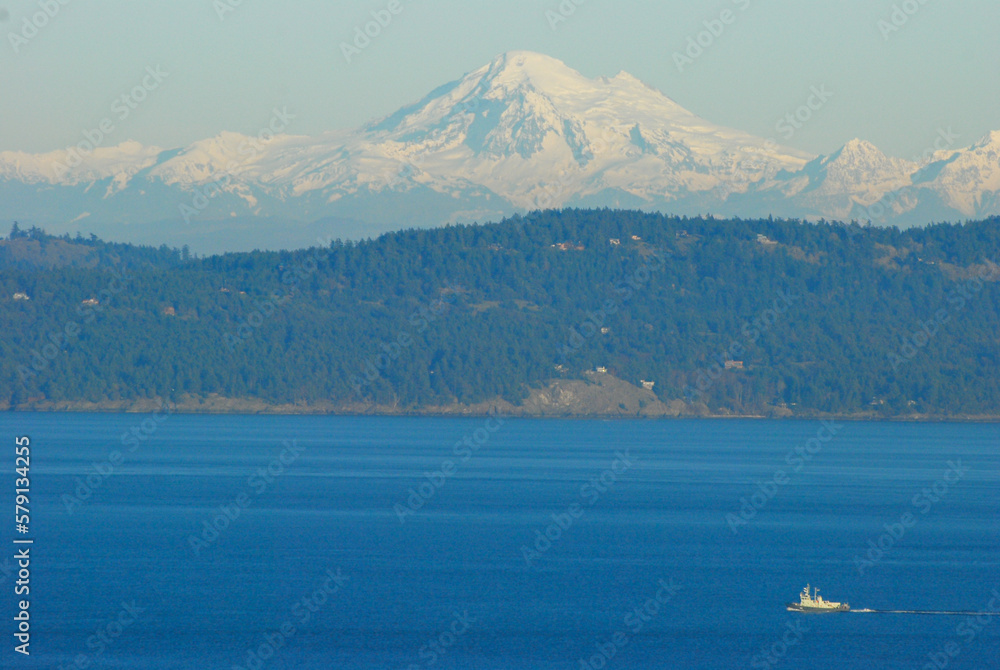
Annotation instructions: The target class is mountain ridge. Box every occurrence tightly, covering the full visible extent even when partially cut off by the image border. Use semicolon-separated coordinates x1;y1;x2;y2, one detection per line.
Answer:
3;51;999;253
5;211;1000;418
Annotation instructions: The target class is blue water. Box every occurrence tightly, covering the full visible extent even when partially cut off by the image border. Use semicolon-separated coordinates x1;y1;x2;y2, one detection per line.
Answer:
1;414;998;669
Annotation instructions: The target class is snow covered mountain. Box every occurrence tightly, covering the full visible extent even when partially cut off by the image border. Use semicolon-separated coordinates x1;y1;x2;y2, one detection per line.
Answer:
2;51;999;252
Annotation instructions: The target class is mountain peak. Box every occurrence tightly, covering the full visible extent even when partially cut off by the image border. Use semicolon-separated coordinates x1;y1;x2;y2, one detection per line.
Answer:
824;138;911;169
5;51;999;245
972;129;1000;149
840;138;884;156
610;70;651;88
472;51;590;94
487;50;567;68
795;138;915;208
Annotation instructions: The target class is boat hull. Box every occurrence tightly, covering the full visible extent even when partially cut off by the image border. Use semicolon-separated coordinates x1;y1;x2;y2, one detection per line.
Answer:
786;603;850;613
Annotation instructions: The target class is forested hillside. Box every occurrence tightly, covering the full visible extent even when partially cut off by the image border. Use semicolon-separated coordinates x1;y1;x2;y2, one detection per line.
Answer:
3;211;1000;417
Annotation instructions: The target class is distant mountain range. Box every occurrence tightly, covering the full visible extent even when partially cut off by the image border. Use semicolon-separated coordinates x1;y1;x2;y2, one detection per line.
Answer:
4;51;1000;252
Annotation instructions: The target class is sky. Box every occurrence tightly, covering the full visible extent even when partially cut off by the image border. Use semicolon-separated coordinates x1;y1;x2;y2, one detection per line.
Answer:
0;0;998;160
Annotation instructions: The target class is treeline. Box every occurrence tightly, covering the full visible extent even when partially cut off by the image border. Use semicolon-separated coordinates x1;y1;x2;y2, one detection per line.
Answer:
1;222;192;270
2;210;1000;416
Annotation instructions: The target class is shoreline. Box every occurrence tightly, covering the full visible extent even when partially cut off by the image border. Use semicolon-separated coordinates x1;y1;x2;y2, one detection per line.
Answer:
4;397;999;423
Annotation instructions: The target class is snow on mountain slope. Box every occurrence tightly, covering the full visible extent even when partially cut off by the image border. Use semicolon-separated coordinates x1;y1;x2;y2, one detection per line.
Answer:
0;140;162;185
114;50;812;213
1;50;999;251
343;51;812;208
913;130;1000;216
763;139;917;219
804;139;915;200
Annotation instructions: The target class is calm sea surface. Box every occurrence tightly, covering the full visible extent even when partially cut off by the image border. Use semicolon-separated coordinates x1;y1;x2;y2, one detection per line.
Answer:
0;413;998;669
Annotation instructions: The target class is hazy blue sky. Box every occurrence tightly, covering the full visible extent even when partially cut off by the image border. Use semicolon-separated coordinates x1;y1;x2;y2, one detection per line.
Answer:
1;0;997;158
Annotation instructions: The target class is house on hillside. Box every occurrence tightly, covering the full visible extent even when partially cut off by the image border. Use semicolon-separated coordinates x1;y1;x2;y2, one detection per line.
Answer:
552;241;585;251
13;292;29;301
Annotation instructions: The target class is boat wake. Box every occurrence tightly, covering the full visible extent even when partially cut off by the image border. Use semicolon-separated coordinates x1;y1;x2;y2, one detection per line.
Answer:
788;585;1000;616
852;609;1000;616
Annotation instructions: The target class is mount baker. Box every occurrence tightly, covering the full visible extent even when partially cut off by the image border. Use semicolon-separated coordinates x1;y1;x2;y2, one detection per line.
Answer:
2;51;998;252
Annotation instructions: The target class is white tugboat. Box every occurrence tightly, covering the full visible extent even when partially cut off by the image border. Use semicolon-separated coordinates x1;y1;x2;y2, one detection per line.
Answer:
786;585;850;613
